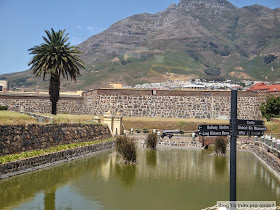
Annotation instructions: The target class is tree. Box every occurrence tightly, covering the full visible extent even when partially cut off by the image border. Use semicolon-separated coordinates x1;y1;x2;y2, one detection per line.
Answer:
260;95;280;121
28;28;84;115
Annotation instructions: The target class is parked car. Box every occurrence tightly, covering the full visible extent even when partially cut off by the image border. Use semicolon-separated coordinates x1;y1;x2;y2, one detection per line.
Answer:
161;130;184;139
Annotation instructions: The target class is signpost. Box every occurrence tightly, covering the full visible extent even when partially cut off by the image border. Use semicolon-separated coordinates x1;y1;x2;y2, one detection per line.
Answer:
199;130;230;136
198;124;266;136
237;130;264;136
197;90;266;209
230;89;237;208
234;119;265;126
198;125;230;131
237;125;266;131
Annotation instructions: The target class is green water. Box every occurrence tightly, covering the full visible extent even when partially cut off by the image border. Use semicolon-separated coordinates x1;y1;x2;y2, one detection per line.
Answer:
0;148;279;210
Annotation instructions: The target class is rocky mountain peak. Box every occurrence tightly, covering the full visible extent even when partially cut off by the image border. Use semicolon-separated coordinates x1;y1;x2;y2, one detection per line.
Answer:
178;0;236;11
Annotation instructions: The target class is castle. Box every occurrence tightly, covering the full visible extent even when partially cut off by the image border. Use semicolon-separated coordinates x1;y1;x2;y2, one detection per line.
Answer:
0;89;261;119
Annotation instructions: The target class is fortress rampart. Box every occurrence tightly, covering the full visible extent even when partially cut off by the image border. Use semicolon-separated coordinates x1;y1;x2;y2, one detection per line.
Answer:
0;89;261;119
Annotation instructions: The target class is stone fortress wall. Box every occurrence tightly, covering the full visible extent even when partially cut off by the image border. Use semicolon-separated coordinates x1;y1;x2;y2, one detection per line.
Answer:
83;89;262;120
0;89;262;119
0;95;84;114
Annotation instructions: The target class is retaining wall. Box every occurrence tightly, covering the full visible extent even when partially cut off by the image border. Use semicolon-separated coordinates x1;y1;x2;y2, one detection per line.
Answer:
0;124;112;156
252;143;280;175
0;141;114;179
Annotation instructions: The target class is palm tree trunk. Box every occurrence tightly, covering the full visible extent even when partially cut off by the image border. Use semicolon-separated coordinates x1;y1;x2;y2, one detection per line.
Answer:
44;190;56;210
49;72;60;115
51;102;57;115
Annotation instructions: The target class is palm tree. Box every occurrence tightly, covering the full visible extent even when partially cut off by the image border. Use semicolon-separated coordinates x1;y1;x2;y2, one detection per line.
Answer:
28;28;84;115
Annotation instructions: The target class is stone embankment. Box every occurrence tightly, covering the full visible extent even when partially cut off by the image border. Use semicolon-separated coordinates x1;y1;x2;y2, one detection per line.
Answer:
0;124;111;156
239;141;280;178
0;141;114;179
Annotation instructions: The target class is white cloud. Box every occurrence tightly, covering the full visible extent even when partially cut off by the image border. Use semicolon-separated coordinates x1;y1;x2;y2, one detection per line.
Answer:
87;26;94;31
70;37;82;45
76;25;82;30
86;26;105;35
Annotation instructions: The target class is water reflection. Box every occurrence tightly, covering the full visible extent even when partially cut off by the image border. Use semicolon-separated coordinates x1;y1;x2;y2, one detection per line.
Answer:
0;149;279;210
214;155;227;176
146;150;157;167
44;189;55;210
115;164;137;188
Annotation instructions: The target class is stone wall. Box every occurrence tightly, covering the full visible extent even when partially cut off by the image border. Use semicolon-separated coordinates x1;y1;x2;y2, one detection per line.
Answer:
0;141;114;179
0;124;112;156
0;89;262;119
83;90;261;119
0;95;83;114
240;142;280;177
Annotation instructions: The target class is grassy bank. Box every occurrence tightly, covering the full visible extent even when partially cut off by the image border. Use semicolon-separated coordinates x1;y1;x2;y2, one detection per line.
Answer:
40;113;94;124
0;138;114;164
1;111;279;137
0;112;96;125
122;117;229;131
0;111;37;125
265;121;280;138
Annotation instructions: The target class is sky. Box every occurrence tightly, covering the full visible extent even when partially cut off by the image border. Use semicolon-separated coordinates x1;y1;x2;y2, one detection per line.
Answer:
0;0;280;75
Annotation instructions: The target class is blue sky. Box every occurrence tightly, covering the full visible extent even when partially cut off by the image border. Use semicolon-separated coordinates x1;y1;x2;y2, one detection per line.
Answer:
0;0;280;75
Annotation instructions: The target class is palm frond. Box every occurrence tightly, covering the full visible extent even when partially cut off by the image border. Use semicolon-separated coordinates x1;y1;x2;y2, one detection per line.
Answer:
28;28;85;81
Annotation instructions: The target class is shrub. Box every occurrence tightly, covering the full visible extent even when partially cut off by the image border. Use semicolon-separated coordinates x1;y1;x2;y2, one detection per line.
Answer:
264;54;277;65
0;105;8;110
115;136;137;163
214;136;227;155
146;132;157;150
260;96;280;121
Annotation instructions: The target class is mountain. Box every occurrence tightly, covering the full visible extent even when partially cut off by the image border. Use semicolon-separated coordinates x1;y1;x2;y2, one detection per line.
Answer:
2;0;280;90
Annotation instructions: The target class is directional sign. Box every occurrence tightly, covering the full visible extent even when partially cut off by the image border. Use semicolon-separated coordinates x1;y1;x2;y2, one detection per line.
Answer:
230;119;265;126
199;130;230;136
198;124;230;136
237;125;267;131
237;130;264;136
198;122;266;136
198;124;230;131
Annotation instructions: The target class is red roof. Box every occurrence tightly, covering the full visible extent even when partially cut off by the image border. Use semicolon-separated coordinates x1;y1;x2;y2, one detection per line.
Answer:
267;85;280;92
246;83;268;91
247;83;280;92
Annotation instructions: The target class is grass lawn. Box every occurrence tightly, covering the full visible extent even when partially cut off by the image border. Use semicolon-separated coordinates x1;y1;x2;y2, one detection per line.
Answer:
40;113;94;124
264;120;280;138
1;111;279;137
0;111;37;125
122;117;229;131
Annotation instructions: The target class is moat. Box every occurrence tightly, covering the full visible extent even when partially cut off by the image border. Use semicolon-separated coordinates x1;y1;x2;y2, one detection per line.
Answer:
0;148;279;209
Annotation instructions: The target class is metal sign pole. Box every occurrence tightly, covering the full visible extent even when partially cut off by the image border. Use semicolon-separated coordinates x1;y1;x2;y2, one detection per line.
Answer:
230;90;237;207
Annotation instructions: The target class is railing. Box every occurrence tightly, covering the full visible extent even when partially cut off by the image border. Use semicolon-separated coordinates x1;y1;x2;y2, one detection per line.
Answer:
254;135;280;153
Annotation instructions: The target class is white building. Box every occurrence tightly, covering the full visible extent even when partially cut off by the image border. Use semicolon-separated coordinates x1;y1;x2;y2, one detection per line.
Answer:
183;84;207;90
0;80;8;91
